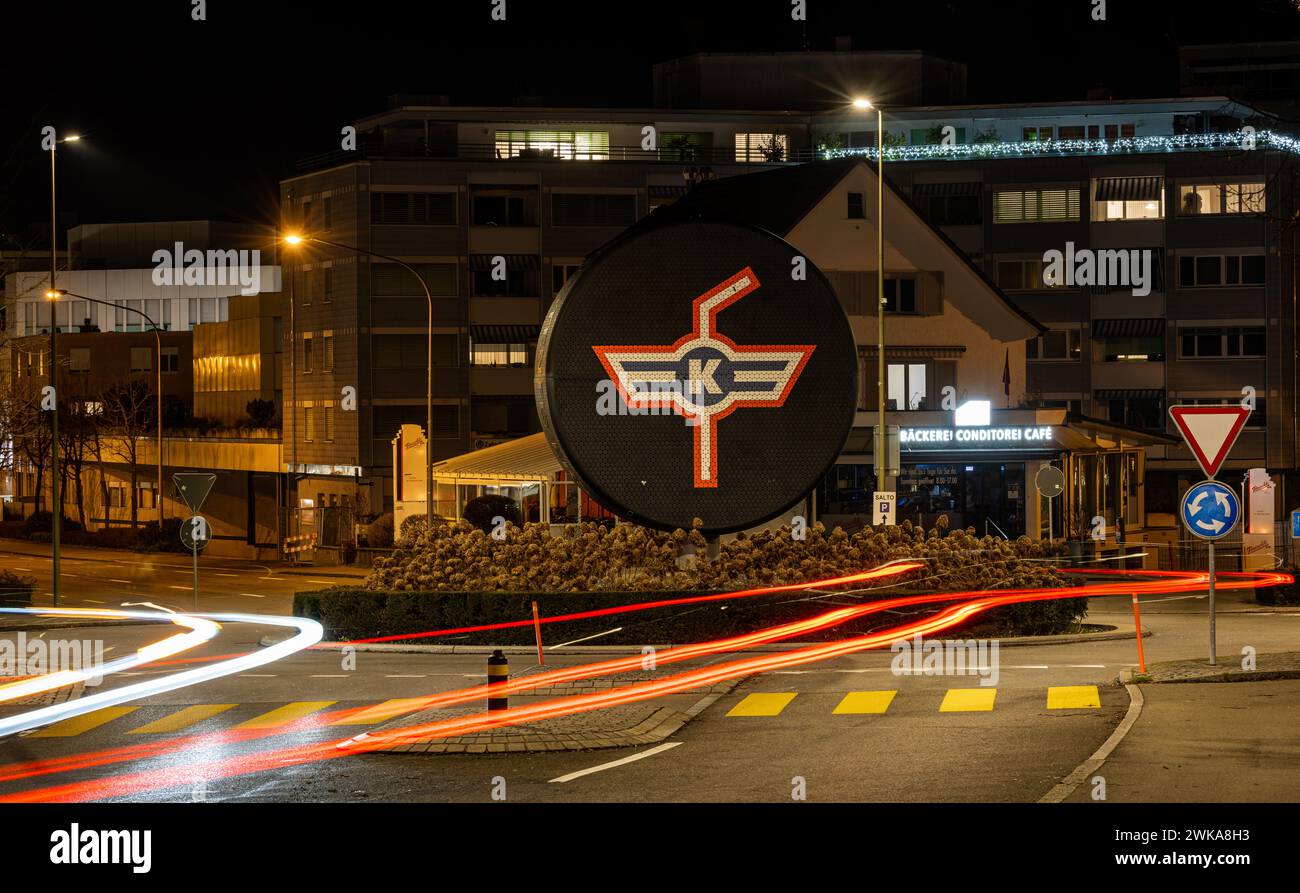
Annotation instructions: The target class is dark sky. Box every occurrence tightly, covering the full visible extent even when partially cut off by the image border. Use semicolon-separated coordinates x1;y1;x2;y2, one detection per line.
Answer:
4;0;1300;242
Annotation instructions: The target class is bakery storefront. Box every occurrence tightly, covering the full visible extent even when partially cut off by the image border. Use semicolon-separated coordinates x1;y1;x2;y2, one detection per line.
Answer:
816;408;1176;542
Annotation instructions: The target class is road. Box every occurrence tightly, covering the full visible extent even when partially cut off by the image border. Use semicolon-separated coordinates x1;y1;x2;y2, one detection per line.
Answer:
1;587;1296;803
0;540;349;614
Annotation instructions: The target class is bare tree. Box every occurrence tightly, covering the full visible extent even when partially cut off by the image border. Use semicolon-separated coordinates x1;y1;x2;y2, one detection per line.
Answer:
101;379;154;528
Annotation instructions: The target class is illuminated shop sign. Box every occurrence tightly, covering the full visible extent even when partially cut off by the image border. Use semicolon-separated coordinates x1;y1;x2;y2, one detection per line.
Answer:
899;426;1054;448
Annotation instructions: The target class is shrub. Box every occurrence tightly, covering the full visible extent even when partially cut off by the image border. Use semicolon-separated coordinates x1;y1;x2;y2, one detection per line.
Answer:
245;398;277;427
23;512;83;537
364;512;395;548
462;495;520;533
0;570;35;607
1256;565;1300;606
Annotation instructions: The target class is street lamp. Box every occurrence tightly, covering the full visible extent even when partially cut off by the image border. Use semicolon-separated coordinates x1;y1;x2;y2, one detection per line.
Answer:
47;131;81;606
281;233;435;526
853;98;889;495
46;289;165;529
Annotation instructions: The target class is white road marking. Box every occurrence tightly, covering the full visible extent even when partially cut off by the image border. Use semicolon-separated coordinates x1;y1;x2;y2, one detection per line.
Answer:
310;674;349;678
215;573;238;578
1006;665;1050;669
307;580;339;585
239;674;277;678
1067;664;1107;668
549;742;683;784
385;674;427;678
167;586;190;591
239;593;265;598
82;599;105;604
108;579;132;584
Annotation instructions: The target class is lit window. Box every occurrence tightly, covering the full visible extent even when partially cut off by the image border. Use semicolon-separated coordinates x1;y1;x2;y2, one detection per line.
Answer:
734;133;789;162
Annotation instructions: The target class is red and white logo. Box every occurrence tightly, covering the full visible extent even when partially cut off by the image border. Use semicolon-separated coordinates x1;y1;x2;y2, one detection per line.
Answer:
1168;405;1251;479
592;268;815;488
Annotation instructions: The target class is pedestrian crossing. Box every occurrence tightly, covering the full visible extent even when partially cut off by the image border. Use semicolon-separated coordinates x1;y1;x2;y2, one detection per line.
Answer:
726;685;1104;717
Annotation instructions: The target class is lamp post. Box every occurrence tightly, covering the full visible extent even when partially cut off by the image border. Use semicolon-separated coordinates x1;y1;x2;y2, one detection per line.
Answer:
853;99;889;493
282;233;435;525
46;131;80;606
46;289;165;528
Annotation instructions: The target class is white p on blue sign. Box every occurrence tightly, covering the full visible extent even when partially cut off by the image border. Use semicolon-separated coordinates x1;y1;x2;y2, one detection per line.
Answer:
1291;509;1300;539
1181;480;1240;541
873;491;896;527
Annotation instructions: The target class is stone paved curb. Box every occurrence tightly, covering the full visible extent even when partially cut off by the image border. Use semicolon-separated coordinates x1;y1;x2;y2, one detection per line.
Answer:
1129;650;1300;684
376;677;743;755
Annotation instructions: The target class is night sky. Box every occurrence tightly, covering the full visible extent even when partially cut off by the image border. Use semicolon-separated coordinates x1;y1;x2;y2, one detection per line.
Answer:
4;0;1300;242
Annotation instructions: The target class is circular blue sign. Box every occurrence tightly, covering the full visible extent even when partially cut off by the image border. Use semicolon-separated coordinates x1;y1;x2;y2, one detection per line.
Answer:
1181;480;1241;541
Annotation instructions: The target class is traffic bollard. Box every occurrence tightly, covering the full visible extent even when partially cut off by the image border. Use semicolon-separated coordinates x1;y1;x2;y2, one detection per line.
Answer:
487;649;509;711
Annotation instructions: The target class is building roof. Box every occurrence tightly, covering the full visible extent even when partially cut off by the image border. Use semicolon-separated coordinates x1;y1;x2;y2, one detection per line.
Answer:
431;432;562;483
627;158;1043;337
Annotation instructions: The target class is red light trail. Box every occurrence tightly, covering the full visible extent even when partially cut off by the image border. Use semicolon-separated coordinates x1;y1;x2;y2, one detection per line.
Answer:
0;565;1288;802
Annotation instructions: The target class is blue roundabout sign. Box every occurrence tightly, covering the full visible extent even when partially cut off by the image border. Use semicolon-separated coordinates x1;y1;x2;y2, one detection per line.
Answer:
1180;480;1241;541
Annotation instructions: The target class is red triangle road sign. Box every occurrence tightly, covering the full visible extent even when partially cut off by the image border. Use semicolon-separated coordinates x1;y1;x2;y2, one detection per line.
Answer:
1168;405;1251;479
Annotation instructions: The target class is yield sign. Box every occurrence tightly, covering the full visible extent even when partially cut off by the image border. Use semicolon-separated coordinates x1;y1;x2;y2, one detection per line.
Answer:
1168;405;1251;479
173;472;217;514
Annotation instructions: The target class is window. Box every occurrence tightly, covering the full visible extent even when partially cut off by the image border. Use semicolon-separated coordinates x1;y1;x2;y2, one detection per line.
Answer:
373;334;459;368
322;196;333;229
997;259;1058;290
660;132;713;161
370;192;457;225
551;193;637;227
69;347;91;374
301;201;312;229
993;188;1080;223
1179;326;1267;358
847;192;865;219
473;193;533;226
303;334;313;373
1095;336;1165;363
925;193;981;225
323;267;334;303
372;404;460;440
552;264;581;294
1026;329;1082;360
471;342;530;366
301;269;313;306
322;332;334;372
472;268;538;297
909;127;966;145
139;482;157;510
161;346;180;373
1107;395;1164;430
1022;126;1054;141
108;486;126;508
1177;182;1265;216
370;263;457;296
1094;179;1164;221
887;363;928;410
734;132;789;162
493;130;609;160
303;406;315;442
322;406;334;443
1178;253;1266;287
1179;396;1267;427
130;347;152;373
1058;125;1085;140
882;277;917;313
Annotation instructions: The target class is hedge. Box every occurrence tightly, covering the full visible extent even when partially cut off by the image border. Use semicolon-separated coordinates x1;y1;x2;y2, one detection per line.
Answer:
0;570;35;608
294;585;1087;645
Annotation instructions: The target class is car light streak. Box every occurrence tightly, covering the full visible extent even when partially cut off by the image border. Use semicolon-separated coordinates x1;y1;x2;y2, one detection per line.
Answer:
0;611;322;739
0;567;1287;801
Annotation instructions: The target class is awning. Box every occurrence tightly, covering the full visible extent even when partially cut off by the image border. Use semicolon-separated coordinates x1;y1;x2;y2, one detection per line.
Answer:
859;345;966;358
1094;176;1163;201
431;432;562;483
1092;318;1166;338
648;185;688;199
470;324;541;343
468;254;541;271
911;182;982;197
1095;388;1164;400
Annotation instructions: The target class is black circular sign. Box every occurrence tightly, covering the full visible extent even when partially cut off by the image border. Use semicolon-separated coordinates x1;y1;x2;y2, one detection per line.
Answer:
536;220;858;534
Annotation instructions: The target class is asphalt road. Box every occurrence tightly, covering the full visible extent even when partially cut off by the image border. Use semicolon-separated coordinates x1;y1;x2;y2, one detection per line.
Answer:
1;546;1298;803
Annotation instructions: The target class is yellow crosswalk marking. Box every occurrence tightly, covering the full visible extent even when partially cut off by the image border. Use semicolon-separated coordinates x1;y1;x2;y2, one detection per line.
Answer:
1047;685;1101;709
726;692;798;717
128;704;236;734
329;698;431;726
833;691;897;715
235;701;338;730
939;688;997;712
29;706;138;737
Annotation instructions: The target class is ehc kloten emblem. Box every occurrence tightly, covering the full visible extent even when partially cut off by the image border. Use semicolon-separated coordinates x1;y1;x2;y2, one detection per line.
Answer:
536;220;858;534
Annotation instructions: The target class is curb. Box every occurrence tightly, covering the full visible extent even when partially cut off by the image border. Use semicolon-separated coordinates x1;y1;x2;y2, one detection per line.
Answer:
376;676;744;755
1039;677;1144;803
313;624;1142;655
